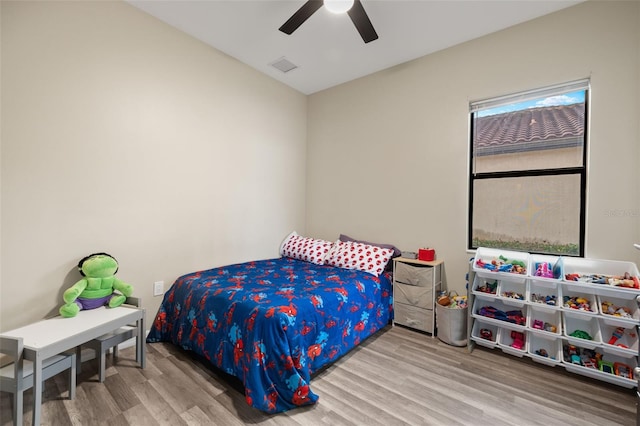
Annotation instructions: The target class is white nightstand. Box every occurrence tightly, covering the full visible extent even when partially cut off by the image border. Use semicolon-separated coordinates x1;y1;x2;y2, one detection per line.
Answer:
392;257;443;336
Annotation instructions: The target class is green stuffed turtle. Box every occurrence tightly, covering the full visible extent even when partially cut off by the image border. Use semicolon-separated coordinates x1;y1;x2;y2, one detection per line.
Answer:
59;253;134;318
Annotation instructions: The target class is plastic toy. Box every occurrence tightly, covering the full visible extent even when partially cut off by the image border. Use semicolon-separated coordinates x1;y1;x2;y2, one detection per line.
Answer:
598;360;615;374
532;319;544;330
609;272;640;289
475;258;493;270
478;306;525;325
564;272;640;288
478;305;500;319
534;262;554;278
600;300;633;318
608;327;625;345
477;280;498;294
506;310;526;326
500;255;525;267
480;328;493;340
534;348;548;357
510;331;525;350
530;293;557;306
564;344;599;367
544;322;557;333
581;357;596;369
567;345;581;364
563;295;593;312
475;255;527;275
569;329;593;340
502;291;524;300
614;362;633;379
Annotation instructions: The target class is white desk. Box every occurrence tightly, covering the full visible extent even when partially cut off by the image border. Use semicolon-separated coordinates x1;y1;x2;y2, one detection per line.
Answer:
2;305;145;425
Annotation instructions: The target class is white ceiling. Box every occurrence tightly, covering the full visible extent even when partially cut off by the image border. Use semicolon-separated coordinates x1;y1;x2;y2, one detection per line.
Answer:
128;0;582;95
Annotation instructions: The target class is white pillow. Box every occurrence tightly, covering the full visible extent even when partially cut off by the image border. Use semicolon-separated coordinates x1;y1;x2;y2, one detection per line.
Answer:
325;240;394;276
280;231;333;265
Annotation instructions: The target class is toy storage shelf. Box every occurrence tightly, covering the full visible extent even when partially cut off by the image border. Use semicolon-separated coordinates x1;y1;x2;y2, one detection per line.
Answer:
468;248;640;389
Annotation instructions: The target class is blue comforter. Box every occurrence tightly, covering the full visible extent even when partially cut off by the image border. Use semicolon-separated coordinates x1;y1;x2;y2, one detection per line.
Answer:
146;257;393;413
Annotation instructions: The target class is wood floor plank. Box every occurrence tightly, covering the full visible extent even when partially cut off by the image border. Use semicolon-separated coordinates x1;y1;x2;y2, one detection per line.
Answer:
129;380;188;426
103;373;141;412
147;356;224;416
81;380;123;423
307;380;391;426
1;325;637;425
62;384;91;426
199;400;248;426
166;352;227;397
122;404;160;426
210;386;282;425
94;413;130;426
181;405;213;425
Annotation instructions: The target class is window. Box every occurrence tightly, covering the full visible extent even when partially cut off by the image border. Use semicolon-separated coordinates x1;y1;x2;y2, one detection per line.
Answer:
468;80;589;256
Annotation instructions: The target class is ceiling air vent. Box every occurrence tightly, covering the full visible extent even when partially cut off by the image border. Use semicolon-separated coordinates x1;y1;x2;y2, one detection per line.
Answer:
270;57;298;73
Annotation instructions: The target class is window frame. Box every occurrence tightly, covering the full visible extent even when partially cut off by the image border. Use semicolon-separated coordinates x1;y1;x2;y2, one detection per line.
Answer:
467;80;589;257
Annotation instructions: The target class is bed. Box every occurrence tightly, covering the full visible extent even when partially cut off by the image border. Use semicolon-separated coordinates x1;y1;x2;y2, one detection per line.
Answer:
146;238;395;413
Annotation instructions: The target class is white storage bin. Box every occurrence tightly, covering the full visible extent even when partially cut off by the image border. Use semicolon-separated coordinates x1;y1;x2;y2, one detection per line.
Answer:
528;334;561;366
597;294;640;327
529;254;563;281
562;343;637;388
598;352;637;381
473;247;529;282
498;327;527;357
497;279;527;307
599;321;639;357
528;306;562;337
471;320;500;349
562;364;636;388
563;311;602;348
472;298;527;332
561;340;600;366
563;257;640;290
471;276;499;300
562;287;597;315
528;279;562;310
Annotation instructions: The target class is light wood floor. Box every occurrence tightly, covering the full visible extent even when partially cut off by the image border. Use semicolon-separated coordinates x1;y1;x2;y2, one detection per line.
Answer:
1;325;637;425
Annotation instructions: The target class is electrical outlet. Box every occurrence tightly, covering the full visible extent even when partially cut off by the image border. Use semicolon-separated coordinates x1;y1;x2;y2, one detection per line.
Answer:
153;281;164;296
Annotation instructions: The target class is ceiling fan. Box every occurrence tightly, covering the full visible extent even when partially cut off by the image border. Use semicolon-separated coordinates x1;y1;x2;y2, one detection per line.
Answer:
279;0;378;44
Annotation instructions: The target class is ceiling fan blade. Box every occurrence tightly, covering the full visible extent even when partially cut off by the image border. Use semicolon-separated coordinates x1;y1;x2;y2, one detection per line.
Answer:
347;0;378;43
279;0;323;35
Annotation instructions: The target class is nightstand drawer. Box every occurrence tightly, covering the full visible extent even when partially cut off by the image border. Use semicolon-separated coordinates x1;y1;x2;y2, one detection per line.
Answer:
394;282;432;309
394;302;433;332
394;261;435;287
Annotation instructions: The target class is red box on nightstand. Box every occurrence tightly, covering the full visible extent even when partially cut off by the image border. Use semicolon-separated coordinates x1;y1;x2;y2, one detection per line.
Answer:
418;248;435;261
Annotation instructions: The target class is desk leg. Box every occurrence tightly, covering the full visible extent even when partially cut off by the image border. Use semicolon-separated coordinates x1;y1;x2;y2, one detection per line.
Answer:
32;353;43;426
138;312;146;369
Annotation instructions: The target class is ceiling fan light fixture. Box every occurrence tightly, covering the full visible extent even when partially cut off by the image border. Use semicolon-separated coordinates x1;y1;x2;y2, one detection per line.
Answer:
279;0;377;43
324;0;354;14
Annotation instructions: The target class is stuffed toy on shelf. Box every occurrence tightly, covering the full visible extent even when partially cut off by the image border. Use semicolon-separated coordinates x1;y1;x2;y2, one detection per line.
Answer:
59;252;134;318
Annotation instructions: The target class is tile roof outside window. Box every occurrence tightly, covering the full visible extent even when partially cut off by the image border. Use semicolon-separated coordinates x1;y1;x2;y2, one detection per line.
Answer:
474;103;584;155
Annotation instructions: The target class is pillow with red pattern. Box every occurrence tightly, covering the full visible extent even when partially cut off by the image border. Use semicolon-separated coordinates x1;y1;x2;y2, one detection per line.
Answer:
325;240;394;276
339;233;401;272
339;234;401;259
280;231;333;265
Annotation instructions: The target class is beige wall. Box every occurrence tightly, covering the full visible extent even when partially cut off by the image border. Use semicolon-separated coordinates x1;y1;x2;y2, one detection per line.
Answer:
1;1;307;331
2;1;639;331
307;1;640;291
